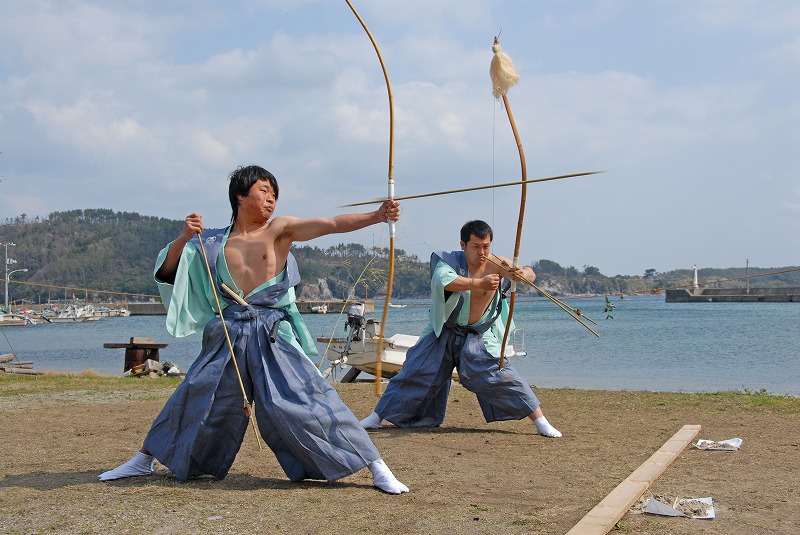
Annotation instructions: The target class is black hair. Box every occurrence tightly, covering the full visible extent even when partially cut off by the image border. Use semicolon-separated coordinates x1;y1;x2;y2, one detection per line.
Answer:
228;165;279;222
460;220;493;243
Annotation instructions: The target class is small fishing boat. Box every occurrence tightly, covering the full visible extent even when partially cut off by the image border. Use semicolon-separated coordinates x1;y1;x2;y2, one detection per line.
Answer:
0;313;41;326
94;306;132;317
317;303;526;382
41;305;101;323
43;312;87;323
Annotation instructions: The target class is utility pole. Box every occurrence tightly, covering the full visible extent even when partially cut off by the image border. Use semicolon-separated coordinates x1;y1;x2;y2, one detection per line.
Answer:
2;242;16;312
746;258;750;294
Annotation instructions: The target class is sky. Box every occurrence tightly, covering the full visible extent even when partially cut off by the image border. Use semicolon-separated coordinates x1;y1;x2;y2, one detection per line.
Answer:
1;0;799;277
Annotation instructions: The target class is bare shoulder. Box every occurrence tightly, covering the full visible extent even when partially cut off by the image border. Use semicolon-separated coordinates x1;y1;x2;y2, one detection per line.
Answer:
266;215;295;235
268;215;309;250
274;214;335;242
492;254;513;266
487;255;512;274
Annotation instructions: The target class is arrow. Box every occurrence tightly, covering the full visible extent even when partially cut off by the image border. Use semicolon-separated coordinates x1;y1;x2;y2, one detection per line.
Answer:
342;171;602;207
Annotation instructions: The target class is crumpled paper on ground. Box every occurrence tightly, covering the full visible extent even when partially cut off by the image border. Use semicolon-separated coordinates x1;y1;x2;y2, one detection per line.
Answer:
694;437;742;451
644;496;715;519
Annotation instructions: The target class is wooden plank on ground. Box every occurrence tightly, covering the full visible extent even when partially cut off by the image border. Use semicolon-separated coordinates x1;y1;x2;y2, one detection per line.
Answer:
4;367;44;375
566;424;701;535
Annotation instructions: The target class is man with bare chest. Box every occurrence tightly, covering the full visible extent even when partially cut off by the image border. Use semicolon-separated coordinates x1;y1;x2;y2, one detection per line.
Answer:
361;220;561;437
99;165;409;493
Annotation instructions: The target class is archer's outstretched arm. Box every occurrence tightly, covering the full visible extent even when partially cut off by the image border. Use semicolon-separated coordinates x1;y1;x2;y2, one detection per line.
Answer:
278;200;399;243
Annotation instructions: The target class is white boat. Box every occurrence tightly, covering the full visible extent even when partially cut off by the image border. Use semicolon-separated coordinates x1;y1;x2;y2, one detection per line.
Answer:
43;314;88;323
0;313;42;326
310;304;328;314
98;306;131;317
89;306;128;317
42;305;101;323
317;303;526;382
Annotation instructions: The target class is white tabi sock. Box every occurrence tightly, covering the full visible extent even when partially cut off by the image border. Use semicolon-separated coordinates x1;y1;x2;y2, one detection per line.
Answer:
360;412;383;429
369;459;409;494
534;416;562;438
97;451;155;481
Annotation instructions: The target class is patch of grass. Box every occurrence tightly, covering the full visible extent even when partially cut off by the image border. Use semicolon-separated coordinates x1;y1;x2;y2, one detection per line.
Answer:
0;371;183;397
698;389;800;410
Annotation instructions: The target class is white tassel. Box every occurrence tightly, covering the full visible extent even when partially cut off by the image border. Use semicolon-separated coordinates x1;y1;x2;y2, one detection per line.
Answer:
490;37;520;98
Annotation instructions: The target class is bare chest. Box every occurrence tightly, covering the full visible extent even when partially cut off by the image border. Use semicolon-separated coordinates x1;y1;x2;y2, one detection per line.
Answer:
223;240;280;293
468;287;494;323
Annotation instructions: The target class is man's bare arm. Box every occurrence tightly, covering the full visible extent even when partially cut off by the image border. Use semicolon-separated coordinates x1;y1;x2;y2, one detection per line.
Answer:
445;274;501;292
281;200;399;243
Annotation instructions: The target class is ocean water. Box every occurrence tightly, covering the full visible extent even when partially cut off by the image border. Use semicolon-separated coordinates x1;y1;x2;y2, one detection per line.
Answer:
3;294;798;396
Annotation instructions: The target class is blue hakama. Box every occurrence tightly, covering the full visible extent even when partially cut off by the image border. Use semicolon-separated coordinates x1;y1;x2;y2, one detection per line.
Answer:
143;228;379;482
374;250;541;427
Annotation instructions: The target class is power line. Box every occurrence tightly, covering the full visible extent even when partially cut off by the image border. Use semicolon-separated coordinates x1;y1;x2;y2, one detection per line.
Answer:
1;279;159;299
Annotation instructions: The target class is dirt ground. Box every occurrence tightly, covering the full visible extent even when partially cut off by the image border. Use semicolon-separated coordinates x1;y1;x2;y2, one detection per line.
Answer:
1;374;798;534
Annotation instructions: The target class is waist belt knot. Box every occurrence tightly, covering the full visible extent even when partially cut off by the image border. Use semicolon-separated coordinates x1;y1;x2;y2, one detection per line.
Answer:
233;308;258;321
224;305;259;322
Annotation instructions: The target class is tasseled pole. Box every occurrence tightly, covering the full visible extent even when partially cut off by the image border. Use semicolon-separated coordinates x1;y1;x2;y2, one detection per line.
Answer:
490;36;520;99
490;35;527;370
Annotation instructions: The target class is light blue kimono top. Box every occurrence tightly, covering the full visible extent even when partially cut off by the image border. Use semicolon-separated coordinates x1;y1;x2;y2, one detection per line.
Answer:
153;226;316;355
427;251;513;358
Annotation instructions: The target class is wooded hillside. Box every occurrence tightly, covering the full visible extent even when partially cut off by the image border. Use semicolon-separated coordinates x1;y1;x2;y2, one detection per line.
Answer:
1;210;798;307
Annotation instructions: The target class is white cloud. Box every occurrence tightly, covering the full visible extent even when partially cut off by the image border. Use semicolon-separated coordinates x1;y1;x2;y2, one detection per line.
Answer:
1;0;798;274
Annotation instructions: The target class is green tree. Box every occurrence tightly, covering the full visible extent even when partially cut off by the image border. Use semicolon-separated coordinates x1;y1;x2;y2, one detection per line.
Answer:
583;265;601;277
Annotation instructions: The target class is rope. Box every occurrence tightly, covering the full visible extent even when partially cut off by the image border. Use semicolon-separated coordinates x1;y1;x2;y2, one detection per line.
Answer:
1;279;158;299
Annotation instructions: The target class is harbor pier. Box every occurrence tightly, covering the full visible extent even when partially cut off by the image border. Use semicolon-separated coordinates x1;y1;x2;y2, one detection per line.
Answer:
665;287;800;302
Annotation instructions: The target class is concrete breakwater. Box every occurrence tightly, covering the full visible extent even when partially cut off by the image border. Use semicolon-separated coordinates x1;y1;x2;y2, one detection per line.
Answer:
665;287;800;302
124;302;167;315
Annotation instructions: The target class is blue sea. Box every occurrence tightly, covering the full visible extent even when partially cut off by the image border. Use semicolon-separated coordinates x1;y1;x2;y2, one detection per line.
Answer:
3;294;798;396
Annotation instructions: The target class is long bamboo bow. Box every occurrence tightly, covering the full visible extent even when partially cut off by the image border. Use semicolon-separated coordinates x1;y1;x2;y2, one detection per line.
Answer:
490;36;526;369
344;0;395;395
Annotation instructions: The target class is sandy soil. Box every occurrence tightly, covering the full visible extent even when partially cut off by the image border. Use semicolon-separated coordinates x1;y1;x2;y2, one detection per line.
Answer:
1;374;798;534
